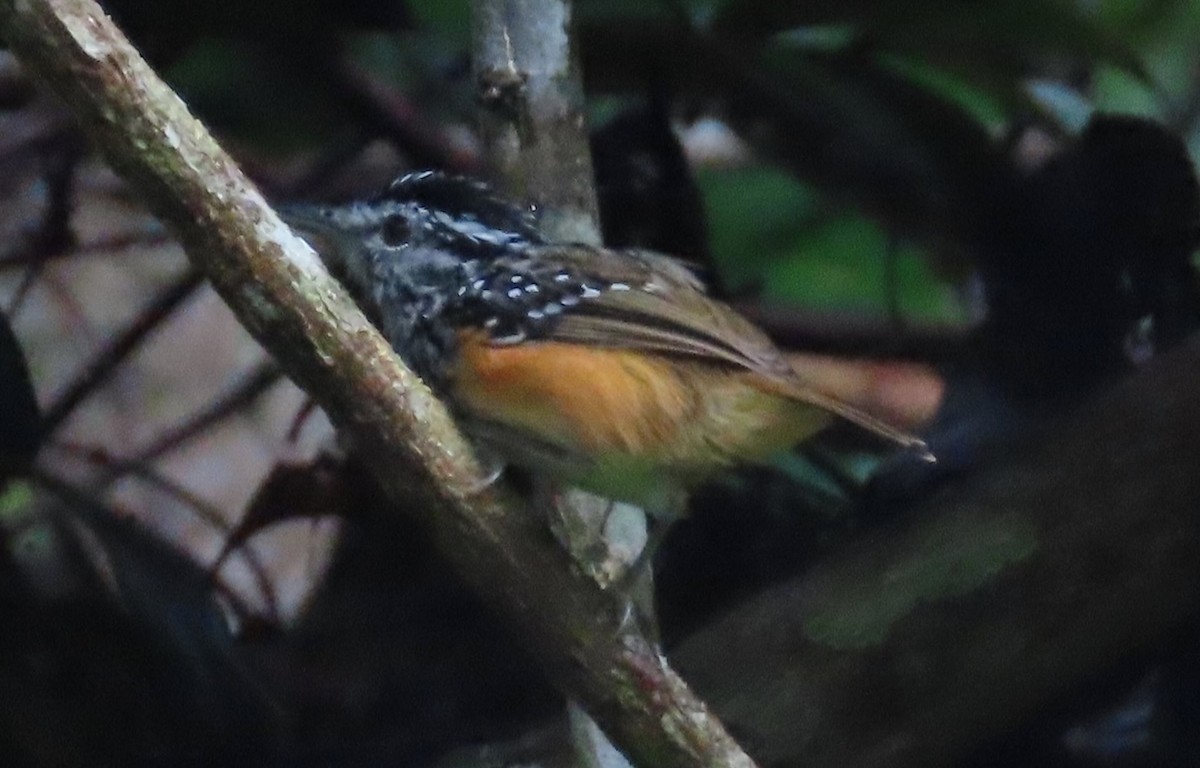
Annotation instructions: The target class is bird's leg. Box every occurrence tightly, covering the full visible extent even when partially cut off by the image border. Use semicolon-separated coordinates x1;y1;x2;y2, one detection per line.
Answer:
611;519;669;595
529;481;624;581
608;519;671;643
595;500;659;642
606;489;687;642
528;480;663;637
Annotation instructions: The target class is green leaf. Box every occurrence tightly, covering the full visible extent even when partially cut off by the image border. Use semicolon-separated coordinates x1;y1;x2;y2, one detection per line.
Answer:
699;168;961;320
408;0;472;47
711;0;1150;81
697;166;821;292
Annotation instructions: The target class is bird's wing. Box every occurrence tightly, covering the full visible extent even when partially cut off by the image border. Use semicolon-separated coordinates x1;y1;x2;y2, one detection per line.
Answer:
511;245;925;450
523;245;793;375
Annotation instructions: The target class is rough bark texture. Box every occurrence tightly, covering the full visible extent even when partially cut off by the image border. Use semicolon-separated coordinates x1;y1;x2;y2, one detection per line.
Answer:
472;0;600;243
0;2;753;766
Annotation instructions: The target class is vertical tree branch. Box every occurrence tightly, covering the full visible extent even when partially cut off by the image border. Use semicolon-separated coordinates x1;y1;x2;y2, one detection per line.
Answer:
470;4;753;767
472;0;600;243
471;0;641;590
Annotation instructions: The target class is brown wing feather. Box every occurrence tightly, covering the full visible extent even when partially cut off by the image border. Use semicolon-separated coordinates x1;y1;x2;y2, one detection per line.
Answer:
528;245;794;376
513;245;928;452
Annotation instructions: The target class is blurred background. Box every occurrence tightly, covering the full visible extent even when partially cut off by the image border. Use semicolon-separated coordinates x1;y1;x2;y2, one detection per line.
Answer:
2;0;1200;765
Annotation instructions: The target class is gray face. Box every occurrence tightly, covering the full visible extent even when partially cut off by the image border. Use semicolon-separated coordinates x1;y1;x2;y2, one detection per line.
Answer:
282;201;465;293
279;173;547;388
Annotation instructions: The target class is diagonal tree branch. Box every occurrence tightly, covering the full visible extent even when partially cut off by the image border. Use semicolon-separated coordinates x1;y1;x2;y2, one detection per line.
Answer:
0;2;751;766
674;335;1200;767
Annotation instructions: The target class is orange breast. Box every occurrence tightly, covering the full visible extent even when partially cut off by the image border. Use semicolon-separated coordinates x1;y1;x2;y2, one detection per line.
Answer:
450;331;697;456
448;330;840;476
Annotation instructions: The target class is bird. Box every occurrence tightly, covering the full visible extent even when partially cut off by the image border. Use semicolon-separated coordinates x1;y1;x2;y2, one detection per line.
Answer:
280;171;927;520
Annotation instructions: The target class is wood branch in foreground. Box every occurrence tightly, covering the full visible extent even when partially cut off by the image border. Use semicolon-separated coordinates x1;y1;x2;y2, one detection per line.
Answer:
674;336;1200;767
0;2;751;766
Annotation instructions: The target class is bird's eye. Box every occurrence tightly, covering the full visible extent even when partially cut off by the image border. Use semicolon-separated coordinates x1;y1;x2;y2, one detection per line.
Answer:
381;215;410;246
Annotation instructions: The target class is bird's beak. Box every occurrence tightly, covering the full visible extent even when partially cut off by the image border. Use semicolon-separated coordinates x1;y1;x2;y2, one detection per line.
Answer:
276;203;344;256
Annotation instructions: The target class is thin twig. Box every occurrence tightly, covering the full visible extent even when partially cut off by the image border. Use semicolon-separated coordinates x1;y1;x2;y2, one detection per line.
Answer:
30;466;266;625
48;443;283;623
40;269;205;434
0;230;171;270
97;360;283;483
6;139;82;315
332;52;482;174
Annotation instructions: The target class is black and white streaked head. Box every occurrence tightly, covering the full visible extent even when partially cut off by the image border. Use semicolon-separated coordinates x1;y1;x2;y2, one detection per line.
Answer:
279;171;594;387
280;171;545;295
